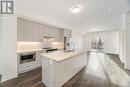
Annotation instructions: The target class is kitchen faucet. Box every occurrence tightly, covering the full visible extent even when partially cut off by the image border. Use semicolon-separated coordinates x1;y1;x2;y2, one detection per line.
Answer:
69;42;75;51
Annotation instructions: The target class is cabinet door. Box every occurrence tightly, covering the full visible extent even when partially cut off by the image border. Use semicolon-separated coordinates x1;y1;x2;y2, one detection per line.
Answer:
36;24;44;42
25;20;33;42
46;27;64;42
64;29;68;37
17;18;27;41
41;25;64;42
28;21;43;42
67;30;71;38
17;18;64;42
17;18;44;42
41;24;51;37
54;29;64;42
64;29;71;38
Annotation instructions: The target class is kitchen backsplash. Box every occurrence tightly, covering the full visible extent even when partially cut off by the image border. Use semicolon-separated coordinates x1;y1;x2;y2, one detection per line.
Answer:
17;42;51;50
51;42;64;49
17;42;64;50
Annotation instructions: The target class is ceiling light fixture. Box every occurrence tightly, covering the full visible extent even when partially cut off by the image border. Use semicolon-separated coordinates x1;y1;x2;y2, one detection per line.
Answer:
108;8;112;12
71;5;82;13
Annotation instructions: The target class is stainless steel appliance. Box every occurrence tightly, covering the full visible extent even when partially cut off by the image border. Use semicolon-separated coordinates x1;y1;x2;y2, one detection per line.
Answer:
64;37;70;50
64;37;75;52
43;36;55;42
19;53;36;64
42;47;58;53
63;29;72;51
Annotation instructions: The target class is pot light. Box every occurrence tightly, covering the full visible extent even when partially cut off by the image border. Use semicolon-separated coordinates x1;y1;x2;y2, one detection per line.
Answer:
108;8;112;12
71;5;82;13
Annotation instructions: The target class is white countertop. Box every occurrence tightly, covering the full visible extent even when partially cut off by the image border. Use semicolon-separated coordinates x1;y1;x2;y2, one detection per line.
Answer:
17;49;43;54
41;49;87;62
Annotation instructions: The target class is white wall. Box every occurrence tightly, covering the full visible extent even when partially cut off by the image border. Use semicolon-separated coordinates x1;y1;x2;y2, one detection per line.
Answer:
0;17;17;82
119;11;130;70
84;30;119;54
119;30;126;64
83;33;91;50
70;32;84;50
125;11;130;69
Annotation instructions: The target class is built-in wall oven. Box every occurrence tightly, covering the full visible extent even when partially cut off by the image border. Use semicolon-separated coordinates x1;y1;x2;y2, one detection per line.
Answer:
19;53;36;64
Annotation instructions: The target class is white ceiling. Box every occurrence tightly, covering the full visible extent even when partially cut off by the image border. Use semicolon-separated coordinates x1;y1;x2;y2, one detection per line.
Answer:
16;0;130;34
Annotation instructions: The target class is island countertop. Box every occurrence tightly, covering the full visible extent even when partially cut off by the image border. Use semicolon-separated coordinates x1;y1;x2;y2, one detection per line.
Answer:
41;49;87;62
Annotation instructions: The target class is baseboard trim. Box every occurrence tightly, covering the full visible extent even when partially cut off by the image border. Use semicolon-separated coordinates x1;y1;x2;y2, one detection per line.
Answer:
18;65;42;74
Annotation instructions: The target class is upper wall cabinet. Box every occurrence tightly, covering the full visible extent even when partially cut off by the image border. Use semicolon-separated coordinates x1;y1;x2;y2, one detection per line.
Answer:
64;29;71;38
17;18;64;42
17;18;27;41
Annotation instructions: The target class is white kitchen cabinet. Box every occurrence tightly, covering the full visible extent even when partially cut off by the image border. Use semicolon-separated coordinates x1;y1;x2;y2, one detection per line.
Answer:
17;51;43;74
28;21;44;42
40;23;64;42
25;20;35;42
64;29;71;38
17;18;27;41
41;25;64;42
17;17;64;42
17;18;44;42
52;28;64;42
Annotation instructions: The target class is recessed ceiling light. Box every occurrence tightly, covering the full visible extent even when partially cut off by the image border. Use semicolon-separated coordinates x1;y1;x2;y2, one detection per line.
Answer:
71;5;82;13
108;8;112;12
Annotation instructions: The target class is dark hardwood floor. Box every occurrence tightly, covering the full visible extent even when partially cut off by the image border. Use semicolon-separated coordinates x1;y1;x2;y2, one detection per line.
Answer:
1;68;45;87
1;52;130;87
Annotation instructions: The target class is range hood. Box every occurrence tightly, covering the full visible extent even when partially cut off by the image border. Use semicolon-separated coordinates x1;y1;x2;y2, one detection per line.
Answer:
43;36;55;42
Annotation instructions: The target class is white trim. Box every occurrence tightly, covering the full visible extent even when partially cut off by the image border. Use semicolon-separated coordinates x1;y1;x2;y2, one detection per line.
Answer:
17;65;41;74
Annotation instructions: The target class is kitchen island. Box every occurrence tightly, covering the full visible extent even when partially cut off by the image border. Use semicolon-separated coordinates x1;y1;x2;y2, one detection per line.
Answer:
41;50;87;87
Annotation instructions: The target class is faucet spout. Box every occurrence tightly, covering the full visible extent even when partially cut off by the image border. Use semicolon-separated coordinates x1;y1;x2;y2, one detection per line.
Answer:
69;42;75;51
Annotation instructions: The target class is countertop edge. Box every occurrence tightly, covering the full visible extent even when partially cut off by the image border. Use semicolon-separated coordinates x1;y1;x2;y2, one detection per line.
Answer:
41;50;87;62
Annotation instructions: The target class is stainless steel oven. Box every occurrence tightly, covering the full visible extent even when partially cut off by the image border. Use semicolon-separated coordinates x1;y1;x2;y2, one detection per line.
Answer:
20;53;36;64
